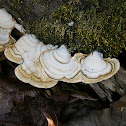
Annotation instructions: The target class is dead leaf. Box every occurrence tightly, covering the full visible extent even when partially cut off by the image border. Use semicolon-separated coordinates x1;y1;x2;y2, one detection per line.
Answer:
0;76;41;124
0;88;13;114
49;92;69;118
40;105;59;126
42;110;55;126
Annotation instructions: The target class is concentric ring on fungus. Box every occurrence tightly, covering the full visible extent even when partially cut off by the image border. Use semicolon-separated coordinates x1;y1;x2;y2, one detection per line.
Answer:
4;34;42;64
14;43;58;88
79;51;120;83
15;65;58;88
38;45;81;83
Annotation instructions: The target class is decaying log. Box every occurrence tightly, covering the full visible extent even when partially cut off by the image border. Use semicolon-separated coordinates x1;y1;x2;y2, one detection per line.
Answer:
89;67;126;102
0;0;125;103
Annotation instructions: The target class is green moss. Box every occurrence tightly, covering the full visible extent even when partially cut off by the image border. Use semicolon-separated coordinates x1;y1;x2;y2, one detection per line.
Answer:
28;0;126;57
0;0;125;57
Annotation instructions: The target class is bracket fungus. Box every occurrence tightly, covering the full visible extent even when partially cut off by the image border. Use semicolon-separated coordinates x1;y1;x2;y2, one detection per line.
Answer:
0;9;25;52
1;8;120;88
14;43;58;88
0;9;16;29
38;45;81;83
0;9;16;51
79;50;120;83
81;51;112;78
4;34;41;64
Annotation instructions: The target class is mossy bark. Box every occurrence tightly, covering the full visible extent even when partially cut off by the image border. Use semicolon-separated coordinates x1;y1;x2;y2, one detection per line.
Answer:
0;0;126;57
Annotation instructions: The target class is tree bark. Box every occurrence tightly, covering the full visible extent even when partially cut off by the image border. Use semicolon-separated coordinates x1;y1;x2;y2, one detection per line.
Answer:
89;67;126;102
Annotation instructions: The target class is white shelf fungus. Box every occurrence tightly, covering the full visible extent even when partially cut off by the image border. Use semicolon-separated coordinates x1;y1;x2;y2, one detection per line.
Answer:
0;34;10;45
0;30;14;52
4;34;42;64
0;9;16;29
80;50;120;83
81;51;111;78
14;23;26;33
15;43;58;88
0;8;120;88
38;45;81;82
0;9;25;52
0;9;16;51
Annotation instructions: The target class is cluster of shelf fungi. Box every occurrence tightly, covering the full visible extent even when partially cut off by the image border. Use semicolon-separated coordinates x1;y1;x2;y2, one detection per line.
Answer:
0;8;126;103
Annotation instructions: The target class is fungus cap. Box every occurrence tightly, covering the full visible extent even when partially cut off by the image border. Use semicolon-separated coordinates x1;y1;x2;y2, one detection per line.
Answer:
15;65;58;88
0;34;10;45
38;45;81;81
81;50;112;78
4;34;42;64
0;9;16;29
77;51;120;83
82;58;120;83
0;35;15;52
14;43;58;88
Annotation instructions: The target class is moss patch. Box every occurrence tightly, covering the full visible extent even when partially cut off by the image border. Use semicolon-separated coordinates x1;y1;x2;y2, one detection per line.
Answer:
0;0;126;57
27;0;126;57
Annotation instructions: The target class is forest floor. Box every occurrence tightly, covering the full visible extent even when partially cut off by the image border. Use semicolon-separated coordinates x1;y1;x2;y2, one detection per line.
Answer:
0;51;126;126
